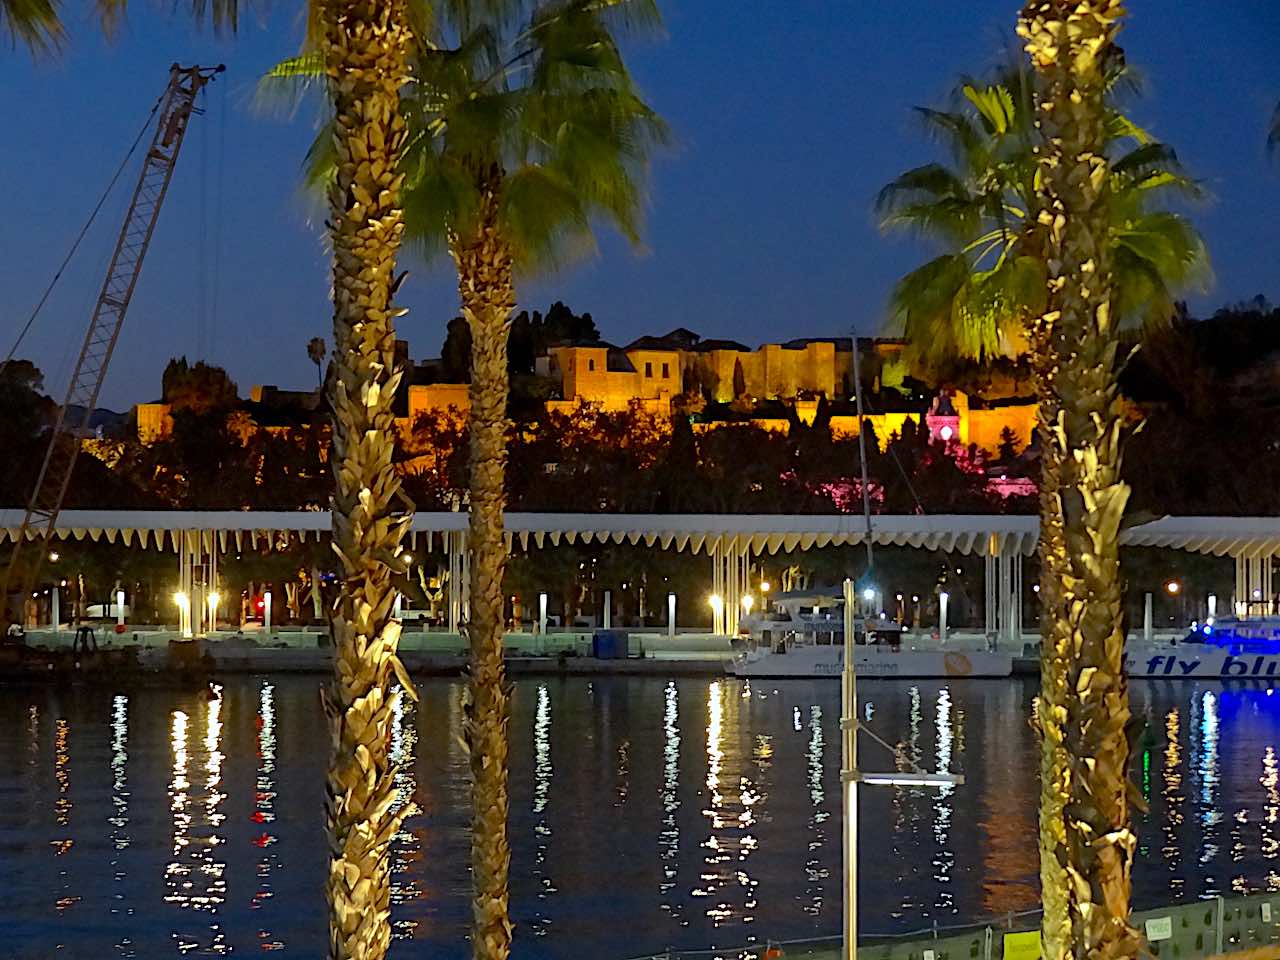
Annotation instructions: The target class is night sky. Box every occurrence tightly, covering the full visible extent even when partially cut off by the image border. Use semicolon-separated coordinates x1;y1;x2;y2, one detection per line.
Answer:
2;1;1278;410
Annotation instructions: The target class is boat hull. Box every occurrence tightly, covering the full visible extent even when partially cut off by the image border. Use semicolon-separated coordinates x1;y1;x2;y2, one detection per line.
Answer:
1127;647;1280;679
729;646;1013;679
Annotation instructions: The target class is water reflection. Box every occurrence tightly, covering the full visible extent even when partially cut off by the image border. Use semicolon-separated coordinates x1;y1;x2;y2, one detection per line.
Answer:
1196;691;1221;892
389;687;422;941
251;682;282;950
1262;745;1280;891
932;688;955;913
1163;706;1185;896
165;694;228;955
659;681;681;916
695;680;760;931
109;694;131;939
803;705;828;918
53;716;77;913
531;683;555;935
13;676;1280;959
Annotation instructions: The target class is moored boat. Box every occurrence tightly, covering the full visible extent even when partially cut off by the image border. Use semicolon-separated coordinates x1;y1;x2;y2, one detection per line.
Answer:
728;591;1013;679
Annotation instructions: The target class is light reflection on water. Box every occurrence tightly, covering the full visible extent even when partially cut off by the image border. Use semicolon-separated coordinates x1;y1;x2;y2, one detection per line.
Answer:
11;677;1280;959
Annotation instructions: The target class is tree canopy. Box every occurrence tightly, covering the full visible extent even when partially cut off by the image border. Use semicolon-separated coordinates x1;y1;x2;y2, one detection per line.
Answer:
877;57;1210;367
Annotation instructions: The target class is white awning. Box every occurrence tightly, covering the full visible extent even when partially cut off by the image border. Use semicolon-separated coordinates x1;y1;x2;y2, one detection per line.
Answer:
0;509;1277;558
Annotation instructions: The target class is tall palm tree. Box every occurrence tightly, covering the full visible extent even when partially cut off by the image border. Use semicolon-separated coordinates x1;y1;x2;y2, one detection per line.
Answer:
316;1;419;959
399;5;665;955
1018;4;1140;960
12;1;417;956
878;53;1206;960
308;336;328;387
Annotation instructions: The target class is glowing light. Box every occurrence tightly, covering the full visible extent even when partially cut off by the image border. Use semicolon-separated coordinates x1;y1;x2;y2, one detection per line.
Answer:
741;594;754;613
939;425;953;441
708;594;723;612
1167;580;1181;595
207;591;220;610
939;591;949;602
403;553;414;565
173;591;189;609
863;587;875;601
48;551;59;562
760;581;771;593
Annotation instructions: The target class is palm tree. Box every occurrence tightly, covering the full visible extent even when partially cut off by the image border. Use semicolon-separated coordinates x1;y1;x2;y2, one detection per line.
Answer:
308;336;328;387
877;61;1209;368
12;1;417;956
1018;3;1140;960
878;52;1206;960
314;2;420;959
400;5;665;956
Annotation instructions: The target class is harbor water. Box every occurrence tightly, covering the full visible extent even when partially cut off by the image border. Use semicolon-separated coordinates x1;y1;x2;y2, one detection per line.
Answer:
0;675;1272;958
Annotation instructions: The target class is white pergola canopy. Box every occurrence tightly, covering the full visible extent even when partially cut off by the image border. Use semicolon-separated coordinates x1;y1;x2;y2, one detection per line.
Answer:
0;510;1276;558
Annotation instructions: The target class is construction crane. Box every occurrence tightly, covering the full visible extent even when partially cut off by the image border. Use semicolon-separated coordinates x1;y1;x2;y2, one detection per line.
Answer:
2;63;225;628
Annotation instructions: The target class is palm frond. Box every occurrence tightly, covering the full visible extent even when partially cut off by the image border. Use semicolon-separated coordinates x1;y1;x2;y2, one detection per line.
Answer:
500;163;594;273
254;52;327;117
2;0;64;52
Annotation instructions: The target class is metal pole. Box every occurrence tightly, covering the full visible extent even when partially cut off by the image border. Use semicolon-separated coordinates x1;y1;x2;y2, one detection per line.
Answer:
841;577;859;960
538;592;548;635
939;591;949;644
51;585;60;633
850;334;875;574
603;590;612;630
264;590;272;635
1143;593;1153;644
668;592;676;637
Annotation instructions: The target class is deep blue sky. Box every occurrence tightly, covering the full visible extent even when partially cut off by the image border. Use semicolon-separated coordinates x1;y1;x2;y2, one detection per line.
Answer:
2;1;1279;409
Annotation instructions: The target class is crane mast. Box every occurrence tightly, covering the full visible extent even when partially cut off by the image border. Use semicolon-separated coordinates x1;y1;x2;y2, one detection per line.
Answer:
3;63;224;624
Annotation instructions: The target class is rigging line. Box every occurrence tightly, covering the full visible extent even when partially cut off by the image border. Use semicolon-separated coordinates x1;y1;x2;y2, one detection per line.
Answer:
0;92;167;376
210;78;226;362
197;84;208;360
856;375;927;516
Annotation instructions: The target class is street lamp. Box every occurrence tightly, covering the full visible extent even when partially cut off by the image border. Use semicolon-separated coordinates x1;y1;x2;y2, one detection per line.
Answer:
1166;580;1181;596
760;580;771;595
841;579;962;960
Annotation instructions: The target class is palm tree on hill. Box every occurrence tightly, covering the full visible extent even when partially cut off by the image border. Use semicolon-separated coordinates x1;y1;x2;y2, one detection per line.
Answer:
307;336;327;387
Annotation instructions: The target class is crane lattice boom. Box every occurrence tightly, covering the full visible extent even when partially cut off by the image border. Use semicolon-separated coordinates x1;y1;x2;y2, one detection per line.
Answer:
3;63;224;621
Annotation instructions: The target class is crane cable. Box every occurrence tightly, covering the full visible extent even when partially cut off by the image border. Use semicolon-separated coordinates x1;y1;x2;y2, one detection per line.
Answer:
0;91;167;378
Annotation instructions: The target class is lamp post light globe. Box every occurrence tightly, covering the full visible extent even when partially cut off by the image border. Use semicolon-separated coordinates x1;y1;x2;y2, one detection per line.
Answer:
1166;580;1181;596
760;580;771;594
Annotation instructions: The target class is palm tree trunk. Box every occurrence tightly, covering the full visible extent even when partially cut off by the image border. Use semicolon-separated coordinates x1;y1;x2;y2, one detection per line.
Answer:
320;1;416;958
1032;346;1072;960
451;164;517;960
1019;4;1139;960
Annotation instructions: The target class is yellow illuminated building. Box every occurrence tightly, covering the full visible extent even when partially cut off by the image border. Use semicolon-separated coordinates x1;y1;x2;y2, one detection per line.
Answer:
133;332;1038;460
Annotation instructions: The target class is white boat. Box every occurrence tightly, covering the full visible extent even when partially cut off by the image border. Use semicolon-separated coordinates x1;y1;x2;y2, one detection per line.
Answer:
728;592;1013;679
1127;617;1280;679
